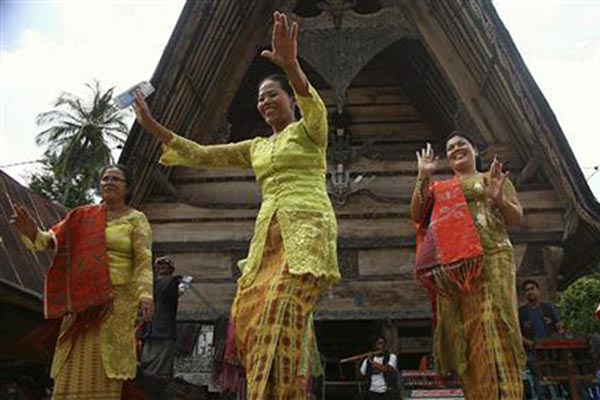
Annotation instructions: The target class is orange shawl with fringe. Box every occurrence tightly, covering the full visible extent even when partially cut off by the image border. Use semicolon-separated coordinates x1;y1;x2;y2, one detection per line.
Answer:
45;204;113;319
414;177;484;302
17;205;113;355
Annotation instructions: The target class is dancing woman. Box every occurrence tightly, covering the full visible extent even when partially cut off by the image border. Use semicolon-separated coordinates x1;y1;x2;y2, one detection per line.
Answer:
10;165;153;399
410;134;526;399
133;11;340;399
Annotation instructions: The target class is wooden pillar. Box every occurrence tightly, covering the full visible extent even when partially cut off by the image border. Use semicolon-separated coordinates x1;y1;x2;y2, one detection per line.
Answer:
542;245;564;299
381;320;400;355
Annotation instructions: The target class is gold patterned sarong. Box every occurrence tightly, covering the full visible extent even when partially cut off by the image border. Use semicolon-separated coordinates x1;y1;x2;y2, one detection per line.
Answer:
435;250;524;399
52;321;122;399
230;216;324;400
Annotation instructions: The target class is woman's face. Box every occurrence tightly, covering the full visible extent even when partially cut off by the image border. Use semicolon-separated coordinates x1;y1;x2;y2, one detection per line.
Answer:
446;135;478;173
99;167;128;203
257;79;295;131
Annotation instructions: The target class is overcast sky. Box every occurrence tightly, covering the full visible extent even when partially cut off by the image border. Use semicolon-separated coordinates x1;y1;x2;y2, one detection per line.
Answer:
0;0;598;200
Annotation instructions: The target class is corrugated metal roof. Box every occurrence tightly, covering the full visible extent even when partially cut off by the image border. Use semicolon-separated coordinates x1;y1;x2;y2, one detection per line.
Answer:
0;170;68;299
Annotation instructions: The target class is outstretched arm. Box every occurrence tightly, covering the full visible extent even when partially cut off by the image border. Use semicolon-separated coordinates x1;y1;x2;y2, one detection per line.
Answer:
133;91;252;170
10;203;55;251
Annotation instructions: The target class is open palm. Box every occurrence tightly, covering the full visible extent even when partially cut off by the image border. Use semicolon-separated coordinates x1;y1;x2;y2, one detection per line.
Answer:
10;203;38;242
261;11;298;70
485;157;508;206
416;143;438;178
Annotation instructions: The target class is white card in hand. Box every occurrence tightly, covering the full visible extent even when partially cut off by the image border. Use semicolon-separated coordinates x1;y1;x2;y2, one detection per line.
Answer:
114;81;154;109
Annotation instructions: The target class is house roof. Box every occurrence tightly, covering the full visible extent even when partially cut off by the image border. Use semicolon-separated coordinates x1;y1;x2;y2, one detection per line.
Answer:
0;171;67;311
119;0;600;287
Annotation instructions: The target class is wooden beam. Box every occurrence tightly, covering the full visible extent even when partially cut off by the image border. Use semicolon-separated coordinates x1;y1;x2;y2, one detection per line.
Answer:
513;244;527;272
516;154;540;187
153;231;564;253
177;308;432;322
563;204;580;240
152;168;179;197
398;336;432;354
404;1;505;143
542;245;564;297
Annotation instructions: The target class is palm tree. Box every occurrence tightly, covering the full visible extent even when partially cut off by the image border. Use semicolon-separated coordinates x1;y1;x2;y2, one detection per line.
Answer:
35;81;129;203
29;151;93;208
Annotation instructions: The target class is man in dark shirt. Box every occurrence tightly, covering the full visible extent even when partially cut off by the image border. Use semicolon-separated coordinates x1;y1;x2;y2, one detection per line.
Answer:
140;256;183;379
518;279;561;400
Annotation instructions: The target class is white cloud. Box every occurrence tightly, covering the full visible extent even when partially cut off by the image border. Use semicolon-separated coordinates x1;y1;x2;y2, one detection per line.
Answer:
0;1;185;182
1;1;599;200
494;0;600;200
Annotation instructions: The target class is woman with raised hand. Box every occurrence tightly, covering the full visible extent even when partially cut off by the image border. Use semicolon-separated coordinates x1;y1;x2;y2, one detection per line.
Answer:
410;134;525;399
10;164;153;399
133;11;340;399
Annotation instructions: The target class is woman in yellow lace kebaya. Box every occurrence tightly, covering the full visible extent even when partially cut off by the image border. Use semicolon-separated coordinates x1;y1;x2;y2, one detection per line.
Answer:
410;135;526;399
10;165;153;399
133;11;340;399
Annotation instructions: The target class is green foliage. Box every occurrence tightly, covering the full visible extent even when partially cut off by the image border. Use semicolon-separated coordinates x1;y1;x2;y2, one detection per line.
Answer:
34;80;129;204
28;152;93;208
557;274;600;335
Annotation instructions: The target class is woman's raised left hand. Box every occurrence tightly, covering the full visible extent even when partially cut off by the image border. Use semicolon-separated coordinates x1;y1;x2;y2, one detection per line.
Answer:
484;156;508;207
261;11;298;71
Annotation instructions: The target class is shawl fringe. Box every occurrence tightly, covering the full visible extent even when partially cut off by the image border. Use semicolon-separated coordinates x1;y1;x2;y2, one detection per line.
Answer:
413;178;485;320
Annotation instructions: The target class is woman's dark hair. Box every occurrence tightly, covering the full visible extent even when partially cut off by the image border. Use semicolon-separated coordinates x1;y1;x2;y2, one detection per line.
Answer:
99;164;133;203
259;74;294;98
444;131;483;171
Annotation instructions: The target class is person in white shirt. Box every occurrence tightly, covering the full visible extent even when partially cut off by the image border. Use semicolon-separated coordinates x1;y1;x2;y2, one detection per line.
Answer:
360;336;398;399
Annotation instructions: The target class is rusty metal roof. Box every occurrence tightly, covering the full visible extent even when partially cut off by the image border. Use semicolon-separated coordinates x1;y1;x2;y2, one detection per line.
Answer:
0;170;68;307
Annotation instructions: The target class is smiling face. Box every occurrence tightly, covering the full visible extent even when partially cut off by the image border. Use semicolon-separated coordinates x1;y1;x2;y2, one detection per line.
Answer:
446;135;478;174
257;79;295;133
99;167;129;204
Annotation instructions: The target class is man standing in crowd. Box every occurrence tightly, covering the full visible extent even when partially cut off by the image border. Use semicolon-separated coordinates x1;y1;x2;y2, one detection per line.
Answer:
519;279;561;400
360;336;399;399
140;256;189;379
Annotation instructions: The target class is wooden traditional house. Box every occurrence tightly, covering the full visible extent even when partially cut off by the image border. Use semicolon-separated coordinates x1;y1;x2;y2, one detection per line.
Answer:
119;0;600;393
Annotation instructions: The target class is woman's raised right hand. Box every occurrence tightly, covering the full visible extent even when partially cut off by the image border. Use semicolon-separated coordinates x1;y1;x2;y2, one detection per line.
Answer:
416;142;438;179
10;203;38;243
132;91;157;132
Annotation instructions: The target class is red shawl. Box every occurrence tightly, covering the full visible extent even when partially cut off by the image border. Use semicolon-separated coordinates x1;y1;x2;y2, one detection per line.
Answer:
45;204;113;318
414;177;484;301
17;204;113;355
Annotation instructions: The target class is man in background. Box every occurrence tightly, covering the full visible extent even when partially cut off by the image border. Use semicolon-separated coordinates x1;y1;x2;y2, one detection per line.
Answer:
519;279;561;400
360;336;399;399
140;256;189;379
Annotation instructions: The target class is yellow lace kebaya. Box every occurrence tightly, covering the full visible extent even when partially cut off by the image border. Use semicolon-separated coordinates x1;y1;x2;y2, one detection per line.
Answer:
23;210;153;380
160;84;340;288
